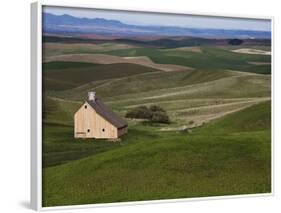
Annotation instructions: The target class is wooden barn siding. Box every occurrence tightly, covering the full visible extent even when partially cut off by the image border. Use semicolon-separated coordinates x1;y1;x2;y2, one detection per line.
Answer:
74;102;118;139
118;127;128;137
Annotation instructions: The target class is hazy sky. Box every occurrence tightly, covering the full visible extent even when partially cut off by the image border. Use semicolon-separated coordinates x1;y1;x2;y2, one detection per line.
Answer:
44;6;271;31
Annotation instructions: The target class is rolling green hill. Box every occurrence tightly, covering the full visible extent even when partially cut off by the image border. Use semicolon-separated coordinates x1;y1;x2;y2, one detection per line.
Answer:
53;69;234;101
41;41;272;207
43;61;98;70
105;46;271;74
43;101;271;207
55;71;270;107
43;96;79;125
43;43;136;57
43;61;162;91
43;36;271;48
195;101;271;134
103;73;270;104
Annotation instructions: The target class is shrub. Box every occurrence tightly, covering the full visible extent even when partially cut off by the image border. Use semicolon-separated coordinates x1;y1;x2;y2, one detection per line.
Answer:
151;111;170;124
149;105;165;113
126;105;170;124
125;106;152;119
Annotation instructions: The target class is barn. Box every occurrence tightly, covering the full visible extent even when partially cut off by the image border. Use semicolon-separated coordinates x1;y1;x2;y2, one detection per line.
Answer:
74;92;128;139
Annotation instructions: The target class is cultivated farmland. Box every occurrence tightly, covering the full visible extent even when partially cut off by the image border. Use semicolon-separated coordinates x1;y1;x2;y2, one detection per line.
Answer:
42;35;271;207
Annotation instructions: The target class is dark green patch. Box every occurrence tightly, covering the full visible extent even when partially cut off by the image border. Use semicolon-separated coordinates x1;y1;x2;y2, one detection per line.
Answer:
43;62;161;91
43;61;98;70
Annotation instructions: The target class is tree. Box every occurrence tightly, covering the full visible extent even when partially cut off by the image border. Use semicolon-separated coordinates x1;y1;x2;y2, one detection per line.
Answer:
125;106;152;119
125;105;170;124
228;39;243;45
149;105;165;112
151;111;170;124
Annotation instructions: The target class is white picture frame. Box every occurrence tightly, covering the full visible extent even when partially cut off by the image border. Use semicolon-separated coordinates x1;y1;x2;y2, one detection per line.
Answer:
31;1;274;210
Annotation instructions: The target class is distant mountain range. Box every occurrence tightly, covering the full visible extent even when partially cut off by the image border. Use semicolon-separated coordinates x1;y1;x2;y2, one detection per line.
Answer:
43;13;271;39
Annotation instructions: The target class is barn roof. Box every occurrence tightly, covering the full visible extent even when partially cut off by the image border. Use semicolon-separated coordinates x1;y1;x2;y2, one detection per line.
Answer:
86;98;128;129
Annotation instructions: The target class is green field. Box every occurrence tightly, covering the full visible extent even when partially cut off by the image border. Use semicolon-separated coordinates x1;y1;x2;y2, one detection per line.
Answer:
43;62;161;91
42;40;272;207
104;46;271;74
43;101;271;206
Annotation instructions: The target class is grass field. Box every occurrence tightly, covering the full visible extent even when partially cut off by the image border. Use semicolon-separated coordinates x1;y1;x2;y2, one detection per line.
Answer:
43;101;271;206
43;42;137;57
43;62;162;91
104;46;271;74
42;39;272;207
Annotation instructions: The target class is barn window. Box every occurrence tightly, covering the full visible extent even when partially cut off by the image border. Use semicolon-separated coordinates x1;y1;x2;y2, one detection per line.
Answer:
102;128;105;132
87;129;90;132
84;105;87;109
